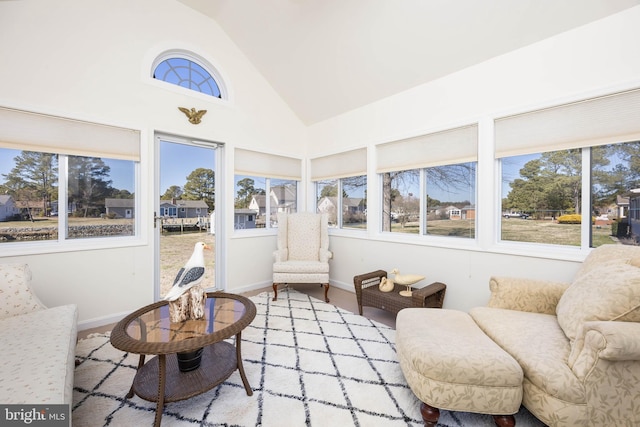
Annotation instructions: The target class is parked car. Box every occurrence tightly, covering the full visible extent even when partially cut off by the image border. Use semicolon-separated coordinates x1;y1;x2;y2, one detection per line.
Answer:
503;212;530;219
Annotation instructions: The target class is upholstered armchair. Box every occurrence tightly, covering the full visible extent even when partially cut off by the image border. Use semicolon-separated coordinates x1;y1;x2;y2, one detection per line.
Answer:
272;212;332;302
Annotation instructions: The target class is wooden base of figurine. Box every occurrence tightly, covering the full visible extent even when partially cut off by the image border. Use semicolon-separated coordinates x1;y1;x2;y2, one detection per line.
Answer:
168;285;206;323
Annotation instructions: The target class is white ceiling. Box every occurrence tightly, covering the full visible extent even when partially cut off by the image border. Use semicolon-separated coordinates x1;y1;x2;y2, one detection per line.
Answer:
178;0;640;125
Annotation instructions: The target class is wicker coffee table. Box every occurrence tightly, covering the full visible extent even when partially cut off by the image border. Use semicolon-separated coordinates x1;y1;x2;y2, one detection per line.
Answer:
354;270;446;315
110;292;256;427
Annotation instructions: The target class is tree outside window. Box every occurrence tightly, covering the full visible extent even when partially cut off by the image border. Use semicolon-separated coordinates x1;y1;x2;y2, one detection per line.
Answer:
501;141;640;247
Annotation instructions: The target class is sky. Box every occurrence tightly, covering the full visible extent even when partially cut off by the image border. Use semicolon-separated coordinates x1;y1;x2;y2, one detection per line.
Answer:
159;141;216;195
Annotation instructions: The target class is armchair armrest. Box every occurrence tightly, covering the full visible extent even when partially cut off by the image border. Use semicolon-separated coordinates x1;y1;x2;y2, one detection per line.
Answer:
273;248;288;263
570;321;640;380
319;249;333;263
487;276;570;315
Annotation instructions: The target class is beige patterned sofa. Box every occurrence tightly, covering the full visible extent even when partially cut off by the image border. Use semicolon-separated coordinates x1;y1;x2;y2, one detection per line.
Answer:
0;263;78;405
469;244;640;426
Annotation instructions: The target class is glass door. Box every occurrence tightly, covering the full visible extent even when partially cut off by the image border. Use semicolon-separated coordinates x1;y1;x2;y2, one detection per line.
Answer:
155;134;219;300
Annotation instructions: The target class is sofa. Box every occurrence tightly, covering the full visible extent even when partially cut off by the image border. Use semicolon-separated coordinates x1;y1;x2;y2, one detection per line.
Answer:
0;263;78;405
467;244;640;426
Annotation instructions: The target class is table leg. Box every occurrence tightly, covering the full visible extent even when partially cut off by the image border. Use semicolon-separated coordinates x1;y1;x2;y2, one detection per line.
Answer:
127;354;146;398
235;332;253;396
154;354;167;427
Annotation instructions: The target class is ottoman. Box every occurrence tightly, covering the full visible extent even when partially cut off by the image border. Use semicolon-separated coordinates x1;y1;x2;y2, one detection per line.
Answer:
396;308;523;427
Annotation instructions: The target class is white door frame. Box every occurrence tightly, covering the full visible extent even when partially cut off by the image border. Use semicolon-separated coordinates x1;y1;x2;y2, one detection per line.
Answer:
153;132;225;301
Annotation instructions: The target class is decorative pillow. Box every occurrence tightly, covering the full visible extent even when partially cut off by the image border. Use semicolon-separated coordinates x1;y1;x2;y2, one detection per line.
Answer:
556;260;640;342
0;263;45;320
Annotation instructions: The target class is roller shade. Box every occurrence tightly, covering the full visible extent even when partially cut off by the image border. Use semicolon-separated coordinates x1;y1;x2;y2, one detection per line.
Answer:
235;148;302;180
376;124;478;173
310;148;367;181
0;107;140;161
495;88;640;158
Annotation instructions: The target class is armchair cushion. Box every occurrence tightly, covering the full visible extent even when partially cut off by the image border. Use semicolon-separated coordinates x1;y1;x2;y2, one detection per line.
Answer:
0;263;46;320
272;260;329;274
471;306;584;404
286;212;321;261
556;260;640;343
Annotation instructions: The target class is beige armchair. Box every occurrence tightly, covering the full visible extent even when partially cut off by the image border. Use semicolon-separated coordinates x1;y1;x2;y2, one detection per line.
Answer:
272;212;332;302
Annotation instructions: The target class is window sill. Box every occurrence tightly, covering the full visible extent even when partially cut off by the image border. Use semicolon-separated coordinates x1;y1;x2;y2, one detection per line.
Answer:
0;236;147;257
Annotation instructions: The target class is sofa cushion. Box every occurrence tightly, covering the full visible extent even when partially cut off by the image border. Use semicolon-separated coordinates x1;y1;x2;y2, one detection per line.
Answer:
0;263;45;320
0;304;78;404
556;260;640;342
470;307;585;404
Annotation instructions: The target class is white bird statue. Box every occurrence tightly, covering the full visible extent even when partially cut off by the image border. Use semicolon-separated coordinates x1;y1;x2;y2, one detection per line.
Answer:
391;268;425;297
164;241;211;301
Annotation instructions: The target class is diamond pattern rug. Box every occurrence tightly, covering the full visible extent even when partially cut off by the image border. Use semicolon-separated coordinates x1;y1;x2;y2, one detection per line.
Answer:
73;289;544;426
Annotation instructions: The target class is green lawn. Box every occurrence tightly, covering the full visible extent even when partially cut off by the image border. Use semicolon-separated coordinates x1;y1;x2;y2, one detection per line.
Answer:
389;218;617;247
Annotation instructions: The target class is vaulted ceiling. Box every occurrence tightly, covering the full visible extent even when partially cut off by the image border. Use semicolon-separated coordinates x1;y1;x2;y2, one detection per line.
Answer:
178;0;640;125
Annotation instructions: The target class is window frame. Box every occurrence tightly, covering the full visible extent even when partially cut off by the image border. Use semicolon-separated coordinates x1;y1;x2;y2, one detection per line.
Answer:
150;49;229;101
378;161;477;240
232;175;300;234
494;87;640;252
0;151;143;256
315;175;368;231
0;108;144;256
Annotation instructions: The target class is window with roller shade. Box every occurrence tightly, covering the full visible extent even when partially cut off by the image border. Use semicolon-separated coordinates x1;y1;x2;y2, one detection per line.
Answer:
311;148;367;230
496;88;640;247
0;107;140;245
376;124;478;238
234;148;301;229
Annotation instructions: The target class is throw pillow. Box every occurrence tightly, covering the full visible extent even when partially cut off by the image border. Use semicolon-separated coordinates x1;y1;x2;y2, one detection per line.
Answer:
0;263;45;319
556;260;640;342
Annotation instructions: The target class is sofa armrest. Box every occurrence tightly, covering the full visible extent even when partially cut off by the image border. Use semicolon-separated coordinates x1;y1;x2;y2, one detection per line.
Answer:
570;321;640;379
487;276;570;315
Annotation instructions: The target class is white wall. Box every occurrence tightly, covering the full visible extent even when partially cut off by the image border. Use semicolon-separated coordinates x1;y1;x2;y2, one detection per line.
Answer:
307;6;640;311
0;0;307;327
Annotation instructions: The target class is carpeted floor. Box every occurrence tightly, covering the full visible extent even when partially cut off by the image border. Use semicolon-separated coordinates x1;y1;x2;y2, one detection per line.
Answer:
73;289;545;426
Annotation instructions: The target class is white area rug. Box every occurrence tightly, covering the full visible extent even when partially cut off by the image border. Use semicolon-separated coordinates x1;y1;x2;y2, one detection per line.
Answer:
73;289;545;426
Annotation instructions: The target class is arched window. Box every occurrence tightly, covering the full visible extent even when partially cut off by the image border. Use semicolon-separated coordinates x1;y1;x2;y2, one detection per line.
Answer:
152;51;226;99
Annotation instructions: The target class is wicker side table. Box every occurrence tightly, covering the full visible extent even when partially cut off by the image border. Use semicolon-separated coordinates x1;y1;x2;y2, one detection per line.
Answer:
354;270;446;315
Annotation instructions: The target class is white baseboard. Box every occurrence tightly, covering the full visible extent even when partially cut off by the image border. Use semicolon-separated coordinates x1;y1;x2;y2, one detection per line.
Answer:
77;280;356;331
77;310;132;332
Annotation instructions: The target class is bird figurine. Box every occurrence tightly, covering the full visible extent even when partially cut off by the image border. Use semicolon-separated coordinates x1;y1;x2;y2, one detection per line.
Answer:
164;241;211;301
391;268;425;297
178;107;207;124
379;277;395;292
